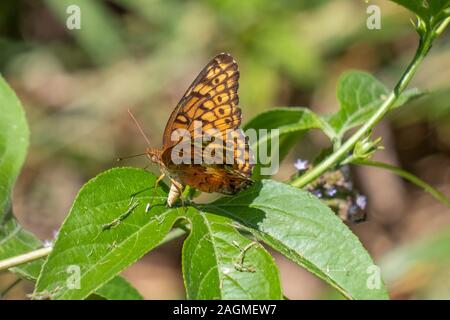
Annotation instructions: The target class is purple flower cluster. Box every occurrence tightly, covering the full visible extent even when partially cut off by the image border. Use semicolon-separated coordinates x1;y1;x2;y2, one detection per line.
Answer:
303;164;368;223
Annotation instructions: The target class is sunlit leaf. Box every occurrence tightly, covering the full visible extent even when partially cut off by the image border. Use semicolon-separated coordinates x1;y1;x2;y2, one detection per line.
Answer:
390;0;450;30
0;76;28;216
0;77;141;300
183;211;282;299
205;180;389;300
35;168;179;300
94;276;143;300
244;107;331;178
325;71;423;139
0;75;39;280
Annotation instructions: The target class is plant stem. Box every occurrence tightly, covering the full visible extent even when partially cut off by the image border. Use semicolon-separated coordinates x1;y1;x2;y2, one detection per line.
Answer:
354;159;450;208
291;33;433;188
162;227;187;242
435;16;450;38
0;247;52;271
0;227;187;272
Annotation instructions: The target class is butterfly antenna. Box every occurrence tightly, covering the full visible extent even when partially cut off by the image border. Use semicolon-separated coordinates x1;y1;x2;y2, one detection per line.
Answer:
127;108;151;146
117;152;148;162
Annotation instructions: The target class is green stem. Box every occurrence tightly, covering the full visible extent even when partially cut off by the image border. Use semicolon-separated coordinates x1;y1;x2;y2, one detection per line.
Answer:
354;159;450;208
291;33;433;188
0;247;52;271
434;16;450;38
0;228;187;272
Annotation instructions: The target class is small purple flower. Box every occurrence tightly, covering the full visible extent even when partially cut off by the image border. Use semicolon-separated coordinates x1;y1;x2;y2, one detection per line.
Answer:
312;189;323;199
294;159;309;171
355;194;367;210
325;187;338;197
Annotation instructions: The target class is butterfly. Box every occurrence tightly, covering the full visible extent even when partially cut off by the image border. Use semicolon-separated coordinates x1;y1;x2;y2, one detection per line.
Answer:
145;53;253;206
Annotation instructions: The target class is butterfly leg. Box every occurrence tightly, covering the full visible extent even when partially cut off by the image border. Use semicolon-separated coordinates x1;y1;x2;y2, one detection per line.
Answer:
147;173;165;212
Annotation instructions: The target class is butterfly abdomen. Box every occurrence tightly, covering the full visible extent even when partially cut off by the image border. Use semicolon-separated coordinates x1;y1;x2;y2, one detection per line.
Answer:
167;180;183;207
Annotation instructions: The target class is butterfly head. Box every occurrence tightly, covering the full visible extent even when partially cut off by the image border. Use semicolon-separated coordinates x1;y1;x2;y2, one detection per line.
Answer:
146;147;163;164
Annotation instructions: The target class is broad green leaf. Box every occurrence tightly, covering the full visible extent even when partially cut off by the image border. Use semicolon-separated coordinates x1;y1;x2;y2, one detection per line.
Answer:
182;211;282;299
205;180;389;300
244;107;332;177
35;168;179;300
0;229;143;300
326;71;388;139
0;75;29;216
33;167;282;300
0;75;41;281
326;71;423;139
0;76;140;300
0;226;143;300
381;227;450;299
94;276;143;300
390;0;450;29
0;209;44;281
0;208;143;301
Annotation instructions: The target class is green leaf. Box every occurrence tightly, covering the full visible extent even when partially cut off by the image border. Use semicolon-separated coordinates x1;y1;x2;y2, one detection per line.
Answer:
35;168;179;300
0;210;44;281
182;211;282;299
94;276;143;300
0;75;29;217
390;0;450;29
244;107;331;177
0;208;142;300
326;71;423;139
0;211;143;300
0;74;41;281
0;236;142;300
33;168;282;300
0;76;140;300
205;180;389;300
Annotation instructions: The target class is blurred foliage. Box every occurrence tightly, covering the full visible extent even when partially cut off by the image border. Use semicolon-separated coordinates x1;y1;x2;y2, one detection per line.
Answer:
2;0;431;172
381;227;450;299
0;0;449;299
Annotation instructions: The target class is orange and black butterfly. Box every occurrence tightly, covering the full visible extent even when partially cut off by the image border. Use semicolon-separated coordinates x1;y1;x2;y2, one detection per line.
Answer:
145;53;254;206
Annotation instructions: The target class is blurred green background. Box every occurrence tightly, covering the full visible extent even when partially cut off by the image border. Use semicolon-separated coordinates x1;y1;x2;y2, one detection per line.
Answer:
1;0;450;299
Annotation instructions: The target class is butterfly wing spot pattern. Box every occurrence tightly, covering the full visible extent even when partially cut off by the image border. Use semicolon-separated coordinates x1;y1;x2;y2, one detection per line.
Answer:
145;53;254;207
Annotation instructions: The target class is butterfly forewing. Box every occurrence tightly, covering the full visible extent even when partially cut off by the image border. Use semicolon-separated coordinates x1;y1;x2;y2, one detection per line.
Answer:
163;53;241;147
161;53;253;195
